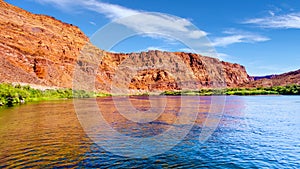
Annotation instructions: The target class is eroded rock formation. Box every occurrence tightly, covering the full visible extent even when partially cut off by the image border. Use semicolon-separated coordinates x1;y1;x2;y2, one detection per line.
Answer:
0;1;254;93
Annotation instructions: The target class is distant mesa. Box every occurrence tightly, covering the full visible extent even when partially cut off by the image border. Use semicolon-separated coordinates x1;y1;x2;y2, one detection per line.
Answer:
247;69;300;88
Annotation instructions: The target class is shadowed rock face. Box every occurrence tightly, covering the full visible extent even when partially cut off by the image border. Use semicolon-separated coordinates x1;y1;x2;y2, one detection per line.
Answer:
0;1;253;92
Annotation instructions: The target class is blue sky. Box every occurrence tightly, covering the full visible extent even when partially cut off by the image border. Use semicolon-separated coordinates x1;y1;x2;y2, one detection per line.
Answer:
6;0;300;76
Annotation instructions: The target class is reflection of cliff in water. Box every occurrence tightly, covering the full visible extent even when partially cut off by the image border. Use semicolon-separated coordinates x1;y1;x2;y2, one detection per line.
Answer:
96;96;244;138
98;96;182;137
0;96;247;167
0;100;91;168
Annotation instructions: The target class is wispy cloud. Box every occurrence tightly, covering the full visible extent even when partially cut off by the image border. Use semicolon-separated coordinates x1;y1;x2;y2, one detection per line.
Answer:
81;0;139;19
179;48;232;61
215;52;232;61
211;29;270;47
179;48;196;53
117;13;207;39
145;46;169;52
89;21;96;26
243;12;300;29
34;0;207;40
35;0;138;19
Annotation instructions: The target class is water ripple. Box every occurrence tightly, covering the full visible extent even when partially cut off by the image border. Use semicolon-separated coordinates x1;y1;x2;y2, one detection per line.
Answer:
0;97;299;168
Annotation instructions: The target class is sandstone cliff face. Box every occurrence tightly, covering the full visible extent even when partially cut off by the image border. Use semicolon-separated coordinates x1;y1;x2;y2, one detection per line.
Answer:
222;61;253;87
0;1;252;92
0;0;88;87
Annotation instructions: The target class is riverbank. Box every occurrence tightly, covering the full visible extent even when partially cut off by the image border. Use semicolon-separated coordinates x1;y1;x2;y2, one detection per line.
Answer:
0;83;110;107
161;84;300;96
1;83;299;107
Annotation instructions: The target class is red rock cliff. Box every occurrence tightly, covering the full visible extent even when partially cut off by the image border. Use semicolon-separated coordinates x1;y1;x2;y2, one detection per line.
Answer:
0;1;252;92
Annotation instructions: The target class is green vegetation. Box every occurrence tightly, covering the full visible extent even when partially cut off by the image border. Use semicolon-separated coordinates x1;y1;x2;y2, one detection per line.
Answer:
1;83;299;106
0;83;110;107
161;84;300;96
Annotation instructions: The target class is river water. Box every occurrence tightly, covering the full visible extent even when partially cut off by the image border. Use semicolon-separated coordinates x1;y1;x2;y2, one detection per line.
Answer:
0;96;299;168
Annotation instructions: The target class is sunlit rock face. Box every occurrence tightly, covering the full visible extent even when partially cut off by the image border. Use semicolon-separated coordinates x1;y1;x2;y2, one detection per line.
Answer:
0;1;253;92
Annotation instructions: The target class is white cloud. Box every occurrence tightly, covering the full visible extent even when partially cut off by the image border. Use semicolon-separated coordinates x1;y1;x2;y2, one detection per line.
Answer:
179;48;195;53
116;13;207;40
81;0;139;20
89;21;96;26
34;0;71;7
145;46;169;51
244;12;300;29
179;48;230;61
211;29;270;47
34;0;138;19
216;53;231;61
268;11;275;17
34;0;207;40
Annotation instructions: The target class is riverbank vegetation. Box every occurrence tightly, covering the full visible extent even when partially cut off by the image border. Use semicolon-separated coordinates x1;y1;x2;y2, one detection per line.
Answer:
1;83;299;107
161;84;300;96
0;83;110;106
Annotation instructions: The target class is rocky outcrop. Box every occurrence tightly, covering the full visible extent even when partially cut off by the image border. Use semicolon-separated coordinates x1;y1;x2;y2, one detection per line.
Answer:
74;49;252;92
222;61;253;87
0;1;253;93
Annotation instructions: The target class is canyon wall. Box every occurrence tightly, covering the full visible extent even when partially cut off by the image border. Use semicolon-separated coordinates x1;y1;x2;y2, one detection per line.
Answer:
0;1;252;92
